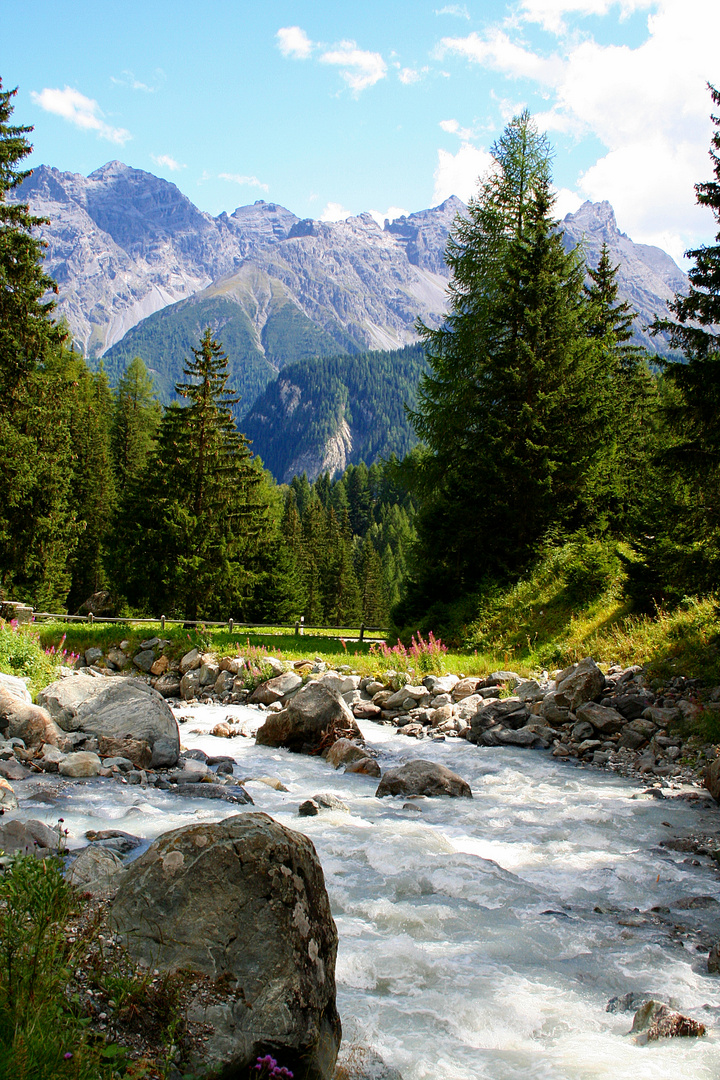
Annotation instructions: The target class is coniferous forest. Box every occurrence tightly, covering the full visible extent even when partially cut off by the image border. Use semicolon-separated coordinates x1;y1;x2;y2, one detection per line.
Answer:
3;77;720;644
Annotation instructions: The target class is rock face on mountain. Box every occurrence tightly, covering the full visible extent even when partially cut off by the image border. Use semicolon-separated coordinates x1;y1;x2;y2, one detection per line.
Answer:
561;201;686;350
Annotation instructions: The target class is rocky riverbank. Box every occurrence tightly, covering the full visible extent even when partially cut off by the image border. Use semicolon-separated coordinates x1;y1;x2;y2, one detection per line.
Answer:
1;644;719;1076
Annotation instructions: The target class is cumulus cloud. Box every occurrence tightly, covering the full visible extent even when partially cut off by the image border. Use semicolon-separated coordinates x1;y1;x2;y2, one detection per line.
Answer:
368;206;410;226
276;26;314;59
31;86;131;144
319;201;354;221
219;173;270;192
518;0;655;34
433;142;494;204
438;1;720;258
438;30;562;84
320;41;387;93
152;154;184;171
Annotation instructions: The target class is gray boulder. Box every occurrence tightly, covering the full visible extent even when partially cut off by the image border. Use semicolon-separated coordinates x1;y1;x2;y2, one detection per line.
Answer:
0;818;62;857
575;701;625;735
256;681;362;754
250;671;304;705
111;813;341;1080
132;649;155;672
67;845;127;898
37;674;180;765
0;682;64;748
0;672;32;703
154;672;182;698
376;760;472;798
59;750;102;777
555;658;604;709
325;738;370;769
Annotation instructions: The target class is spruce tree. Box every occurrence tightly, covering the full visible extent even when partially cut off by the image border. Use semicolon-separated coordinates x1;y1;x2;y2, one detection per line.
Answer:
111;356;161;491
116;329;267;620
407;112;610;609
643;83;720;594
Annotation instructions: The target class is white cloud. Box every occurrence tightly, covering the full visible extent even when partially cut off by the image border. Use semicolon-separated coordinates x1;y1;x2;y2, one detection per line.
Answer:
440;1;720;258
152;154;184;172
111;70;155;92
433;142;494;203
440;118;476;140
518;0;655;34
276;26;314;59
438;30;563;84
554;186;584;218
219;173;270;192
320;41;387;93
31;86;131;144
399;67;421;84
368;206;410;226
435;4;471;17
319;201;353;221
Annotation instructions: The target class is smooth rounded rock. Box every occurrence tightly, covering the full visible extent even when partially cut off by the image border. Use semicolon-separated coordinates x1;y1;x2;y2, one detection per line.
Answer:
376;760;472;798
59;750;102;777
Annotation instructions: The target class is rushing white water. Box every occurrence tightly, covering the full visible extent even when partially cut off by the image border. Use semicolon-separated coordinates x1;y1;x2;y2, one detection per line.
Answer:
15;703;720;1080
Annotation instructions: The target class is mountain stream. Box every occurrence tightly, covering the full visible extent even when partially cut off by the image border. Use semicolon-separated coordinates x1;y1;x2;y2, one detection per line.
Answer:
15;703;720;1080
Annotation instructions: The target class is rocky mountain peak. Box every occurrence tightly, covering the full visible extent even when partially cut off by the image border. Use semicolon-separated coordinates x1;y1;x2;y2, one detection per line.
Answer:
564;199;627;244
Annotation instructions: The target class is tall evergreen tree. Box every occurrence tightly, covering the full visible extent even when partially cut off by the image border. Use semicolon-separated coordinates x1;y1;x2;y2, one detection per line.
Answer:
408;115;607;608
0;80;75;606
642;82;720;594
116;329;267;620
111;356;161;491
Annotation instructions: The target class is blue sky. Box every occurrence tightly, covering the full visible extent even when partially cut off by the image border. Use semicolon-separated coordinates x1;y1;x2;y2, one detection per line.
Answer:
2;0;718;264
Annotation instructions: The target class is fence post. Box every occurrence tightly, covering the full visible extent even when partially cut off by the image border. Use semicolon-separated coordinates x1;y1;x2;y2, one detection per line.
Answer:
88;612;94;625
229;618;234;634
294;620;299;636
300;615;304;637
359;622;365;643
161;615;166;631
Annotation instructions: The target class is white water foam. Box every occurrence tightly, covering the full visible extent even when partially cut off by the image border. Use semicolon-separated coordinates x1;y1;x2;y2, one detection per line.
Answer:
14;703;720;1079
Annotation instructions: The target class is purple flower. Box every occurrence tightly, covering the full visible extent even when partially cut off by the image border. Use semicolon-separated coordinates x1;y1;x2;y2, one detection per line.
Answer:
64;1052;73;1059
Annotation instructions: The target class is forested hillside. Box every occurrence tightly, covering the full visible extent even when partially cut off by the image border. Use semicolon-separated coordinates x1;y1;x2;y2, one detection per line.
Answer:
243;345;427;482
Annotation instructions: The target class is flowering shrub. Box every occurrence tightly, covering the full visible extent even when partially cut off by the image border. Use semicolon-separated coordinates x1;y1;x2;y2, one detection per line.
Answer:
0;619;78;692
369;631;447;675
236;640;284;691
253;1054;293;1079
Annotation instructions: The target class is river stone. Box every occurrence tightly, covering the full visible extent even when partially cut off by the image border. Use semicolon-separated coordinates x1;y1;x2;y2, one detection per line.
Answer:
494;726;541;747
180;671;200;700
709;943;720;974
150;655;169;676
452;678;481;700
630;1000;705;1042
179;648;201;674
353;702;382;720
0;757;29;781
98;736;152;769
67;845;127;898
423;674;458;695
376;760;472;798
344;757;382;777
704;758;720;802
575;701;625;735
0;684;65;748
106;648;128;670
335;1047;404;1080
250;671;304;705
0;776;18;809
256;682;362;755
214;669;235;695
132;649;155;672
0;672;32;704
539;691;572;725
110;813;341;1080
38;745;66;771
154;673;182;698
59;751;102;777
555;658;604;709
325;738;370;769
0;818;61;856
38;675;180;765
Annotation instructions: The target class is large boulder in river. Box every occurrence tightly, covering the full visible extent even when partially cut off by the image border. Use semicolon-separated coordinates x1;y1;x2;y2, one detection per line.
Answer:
0;678;64;748
376;760;472;798
37;674;180;766
111;813;341;1080
249;671;303;705
256;681;362;754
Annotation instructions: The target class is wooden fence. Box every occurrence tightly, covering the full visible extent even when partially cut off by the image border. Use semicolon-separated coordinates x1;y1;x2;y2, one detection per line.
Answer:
14;605;389;644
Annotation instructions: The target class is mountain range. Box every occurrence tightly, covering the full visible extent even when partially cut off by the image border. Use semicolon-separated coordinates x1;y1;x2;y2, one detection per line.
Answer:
13;161;689;479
